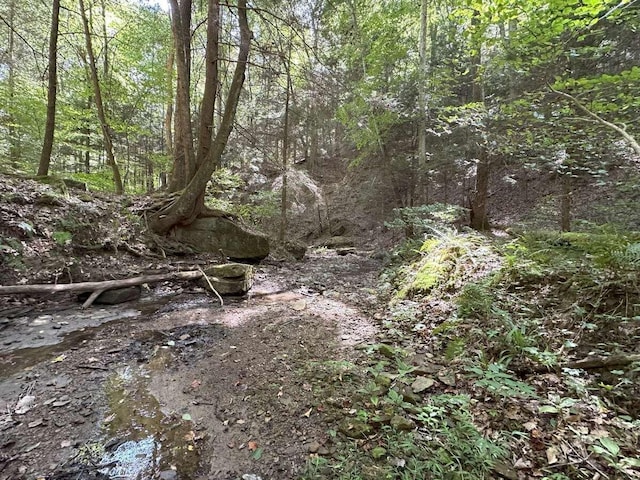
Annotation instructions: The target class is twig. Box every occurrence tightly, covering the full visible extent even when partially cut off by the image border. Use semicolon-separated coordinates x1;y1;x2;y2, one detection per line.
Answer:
197;267;224;307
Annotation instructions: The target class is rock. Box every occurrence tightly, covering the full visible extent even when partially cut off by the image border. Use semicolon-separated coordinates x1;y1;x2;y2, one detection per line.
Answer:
492;462;518;480
390;415;415;431
338;419;372;439
322;236;355;248
159;470;178;480
174;217;269;261
411;376;435;393
284;240;307;260
437;370;457;387
378;344;396;358
200;263;253;296
62;178;88;191
400;387;421;405
308;441;321;453
78;286;141;305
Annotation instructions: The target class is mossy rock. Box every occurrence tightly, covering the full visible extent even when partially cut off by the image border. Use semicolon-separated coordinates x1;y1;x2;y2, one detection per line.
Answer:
200;263;253;295
338;419;372;439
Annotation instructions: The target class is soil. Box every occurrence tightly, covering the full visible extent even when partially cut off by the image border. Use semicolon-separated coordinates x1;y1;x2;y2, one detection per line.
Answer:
0;250;381;480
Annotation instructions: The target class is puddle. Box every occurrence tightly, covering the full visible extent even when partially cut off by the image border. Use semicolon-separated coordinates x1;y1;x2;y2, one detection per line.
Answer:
0;307;140;353
100;359;202;479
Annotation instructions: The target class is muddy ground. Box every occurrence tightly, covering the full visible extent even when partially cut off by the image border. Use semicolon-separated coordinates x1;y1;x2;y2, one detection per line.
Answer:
0;250;381;480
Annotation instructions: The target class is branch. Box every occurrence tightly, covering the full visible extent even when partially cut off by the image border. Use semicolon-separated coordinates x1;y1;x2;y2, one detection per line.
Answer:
549;84;640;157
0;271;203;296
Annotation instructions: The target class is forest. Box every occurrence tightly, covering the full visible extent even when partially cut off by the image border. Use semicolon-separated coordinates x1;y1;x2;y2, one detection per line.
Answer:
0;0;639;479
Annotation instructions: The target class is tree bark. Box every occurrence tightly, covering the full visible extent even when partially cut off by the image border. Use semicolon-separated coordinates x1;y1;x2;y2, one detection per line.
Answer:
560;173;572;232
0;271;204;308
37;0;61;177
279;40;293;243
417;0;428;201
168;0;195;192
78;0;124;194
196;0;219;165
149;0;251;235
468;10;490;231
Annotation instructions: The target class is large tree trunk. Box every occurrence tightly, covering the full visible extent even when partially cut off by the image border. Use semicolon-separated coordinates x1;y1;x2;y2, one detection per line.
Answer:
168;0;195;192
149;0;251;235
468;10;490;231
37;0;61;177
196;0;219;164
79;0;124;195
279;40;292;243
417;0;428;202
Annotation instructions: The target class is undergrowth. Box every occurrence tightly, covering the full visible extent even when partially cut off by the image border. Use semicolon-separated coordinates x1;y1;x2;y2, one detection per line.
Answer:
304;226;640;480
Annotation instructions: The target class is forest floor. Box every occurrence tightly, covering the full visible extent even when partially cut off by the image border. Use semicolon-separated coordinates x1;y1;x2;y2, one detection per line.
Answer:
0;248;381;480
1;174;640;480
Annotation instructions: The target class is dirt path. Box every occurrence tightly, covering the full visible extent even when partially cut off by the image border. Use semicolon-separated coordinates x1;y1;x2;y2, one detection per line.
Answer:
0;250;381;480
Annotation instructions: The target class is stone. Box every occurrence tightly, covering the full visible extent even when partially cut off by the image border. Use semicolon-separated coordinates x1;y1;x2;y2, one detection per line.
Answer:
159;470;178;480
338;419;371;439
200;263;254;296
284;240;307;260
78;286;141;305
62;178;88;191
411;376;435;393
390;415;415;431
321;236;355;249
174;217;269;261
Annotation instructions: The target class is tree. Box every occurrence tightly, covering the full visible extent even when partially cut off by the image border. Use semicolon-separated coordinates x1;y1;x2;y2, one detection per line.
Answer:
149;0;251;234
37;0;61;177
78;0;124;194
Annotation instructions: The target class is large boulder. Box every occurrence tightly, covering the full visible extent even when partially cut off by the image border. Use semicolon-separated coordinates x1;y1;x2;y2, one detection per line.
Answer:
200;263;254;296
174;217;269;261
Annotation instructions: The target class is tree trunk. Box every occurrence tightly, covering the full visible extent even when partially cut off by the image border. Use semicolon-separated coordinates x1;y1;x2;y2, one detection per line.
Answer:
149;0;251;235
560;174;572;232
37;0;61;177
164;49;175;158
417;0;428;202
79;0;124;194
196;0;219;165
168;0;195;192
468;10;490;231
279;40;292;243
470;147;490;230
7;0;18;167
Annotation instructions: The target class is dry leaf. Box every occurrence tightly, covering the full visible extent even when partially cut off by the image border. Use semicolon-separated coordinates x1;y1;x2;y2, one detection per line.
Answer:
546;446;559;464
302;407;313;418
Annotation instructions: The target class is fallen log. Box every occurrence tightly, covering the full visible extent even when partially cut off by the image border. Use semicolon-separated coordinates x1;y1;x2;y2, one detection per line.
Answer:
515;353;640;375
0;271;204;308
564;353;640;370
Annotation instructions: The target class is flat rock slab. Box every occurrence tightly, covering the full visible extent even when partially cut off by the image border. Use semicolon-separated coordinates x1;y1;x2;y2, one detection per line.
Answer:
174;217;269;261
200;263;253;296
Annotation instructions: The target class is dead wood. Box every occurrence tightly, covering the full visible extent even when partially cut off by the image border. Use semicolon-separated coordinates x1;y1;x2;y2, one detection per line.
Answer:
0;270;204;308
516;353;640;375
564;353;640;370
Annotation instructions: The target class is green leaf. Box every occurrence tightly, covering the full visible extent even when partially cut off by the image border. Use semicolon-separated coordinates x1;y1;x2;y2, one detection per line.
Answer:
538;405;559;414
599;437;620;457
252;447;264;460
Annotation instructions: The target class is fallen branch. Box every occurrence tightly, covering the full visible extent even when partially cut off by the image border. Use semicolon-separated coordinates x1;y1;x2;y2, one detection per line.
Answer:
564;353;640;370
516;353;640;374
0;270;204;308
